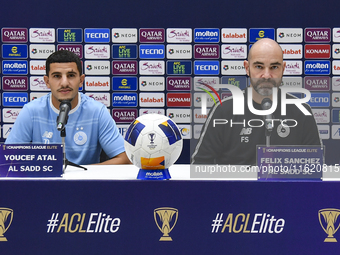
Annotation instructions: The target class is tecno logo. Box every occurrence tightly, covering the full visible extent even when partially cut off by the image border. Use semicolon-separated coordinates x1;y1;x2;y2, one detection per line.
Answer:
305;44;330;59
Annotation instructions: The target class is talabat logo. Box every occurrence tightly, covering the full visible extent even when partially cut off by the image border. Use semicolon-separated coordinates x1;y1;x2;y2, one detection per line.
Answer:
166;44;192;59
304;60;330;75
57;28;83;43
2;76;28;91
308;93;330;107
139;28;164;43
112;60;137;75
2;60;28;75
85;93;110;106
85;61;110;75
84;28;110;43
281;44;302;59
249;28;275;43
29;44;55;59
112;45;137;59
139;77;164;91
112;77;137;91
2;92;28;107
85;45;110;59
2;108;22;123
30;60;46;75
221;28;247;43
139;45;165;59
30;76;49;91
112;28;138;43
112;109;137;123
167;61;192;75
29;28;55;43
2;45;28;59
139;61;164;75
194;109;208;123
167;77;191;91
139;93;165;107
167;28;192;43
305;28;330;43
57;44;83;58
305;44;330;59
194;28;219;43
276;28;303;43
312;109;329;123
284;61;302;75
2;28;27;43
221;44;247;59
167;93;191;107
304;77;330;91
194;61;219;75
85;77;110;91
333;60;340;75
194;45;219;59
112;92;138;107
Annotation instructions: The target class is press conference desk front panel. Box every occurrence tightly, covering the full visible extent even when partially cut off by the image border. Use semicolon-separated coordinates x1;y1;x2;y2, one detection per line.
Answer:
1;165;339;254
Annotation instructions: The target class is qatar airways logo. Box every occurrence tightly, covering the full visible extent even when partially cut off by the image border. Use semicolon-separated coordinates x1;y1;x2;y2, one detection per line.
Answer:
139;28;164;43
305;28;330;43
167;28;192;42
3;76;28;91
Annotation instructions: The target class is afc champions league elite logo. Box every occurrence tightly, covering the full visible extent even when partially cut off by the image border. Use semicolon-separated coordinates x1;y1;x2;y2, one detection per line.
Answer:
0;208;13;241
318;208;340;242
154;207;178;241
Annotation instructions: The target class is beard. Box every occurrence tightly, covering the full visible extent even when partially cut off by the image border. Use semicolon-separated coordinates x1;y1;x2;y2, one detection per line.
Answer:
249;76;282;96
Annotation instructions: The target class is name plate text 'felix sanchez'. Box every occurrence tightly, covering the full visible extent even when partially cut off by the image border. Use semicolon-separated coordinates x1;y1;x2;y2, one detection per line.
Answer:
0;144;63;177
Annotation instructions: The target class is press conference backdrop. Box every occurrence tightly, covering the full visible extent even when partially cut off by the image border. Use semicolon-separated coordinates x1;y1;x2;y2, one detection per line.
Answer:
0;0;340;165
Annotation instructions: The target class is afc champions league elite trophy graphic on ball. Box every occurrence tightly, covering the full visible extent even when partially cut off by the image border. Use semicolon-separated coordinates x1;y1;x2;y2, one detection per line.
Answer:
124;114;183;180
0;208;13;241
318;208;340;242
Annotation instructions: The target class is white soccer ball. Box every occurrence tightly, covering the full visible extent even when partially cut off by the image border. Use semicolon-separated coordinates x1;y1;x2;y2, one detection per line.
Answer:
124;114;183;170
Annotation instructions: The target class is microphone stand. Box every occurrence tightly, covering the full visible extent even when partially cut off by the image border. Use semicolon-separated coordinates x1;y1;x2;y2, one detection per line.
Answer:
60;127;87;173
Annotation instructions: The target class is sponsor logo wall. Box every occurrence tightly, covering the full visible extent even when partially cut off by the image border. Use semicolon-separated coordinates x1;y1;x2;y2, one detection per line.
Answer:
0;27;339;159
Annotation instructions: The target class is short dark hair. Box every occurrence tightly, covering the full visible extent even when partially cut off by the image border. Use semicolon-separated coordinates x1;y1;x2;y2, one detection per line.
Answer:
45;50;82;76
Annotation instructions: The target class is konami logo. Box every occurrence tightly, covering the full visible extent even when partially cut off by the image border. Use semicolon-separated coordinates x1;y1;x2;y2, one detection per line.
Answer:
167;93;191;107
305;44;330;59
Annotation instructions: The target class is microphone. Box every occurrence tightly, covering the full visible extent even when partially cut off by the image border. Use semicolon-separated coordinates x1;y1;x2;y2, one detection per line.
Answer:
261;98;273;133
57;100;71;131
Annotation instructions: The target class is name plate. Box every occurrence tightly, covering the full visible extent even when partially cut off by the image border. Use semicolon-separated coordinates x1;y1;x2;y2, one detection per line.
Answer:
0;144;63;177
256;146;324;180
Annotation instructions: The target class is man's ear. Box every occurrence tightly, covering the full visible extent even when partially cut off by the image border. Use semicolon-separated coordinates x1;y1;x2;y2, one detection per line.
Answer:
244;60;250;76
44;75;50;89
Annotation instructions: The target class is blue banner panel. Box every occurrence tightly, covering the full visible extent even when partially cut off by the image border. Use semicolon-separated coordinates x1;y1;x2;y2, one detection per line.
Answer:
0;180;340;254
